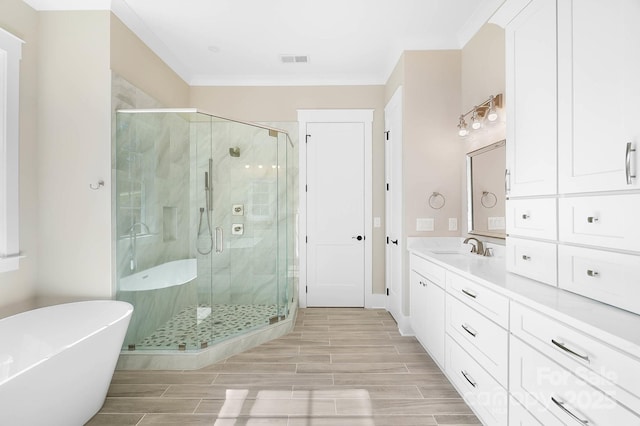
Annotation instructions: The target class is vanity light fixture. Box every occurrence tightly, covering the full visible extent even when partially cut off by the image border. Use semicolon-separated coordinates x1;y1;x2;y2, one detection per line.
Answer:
457;115;469;137
457;94;503;137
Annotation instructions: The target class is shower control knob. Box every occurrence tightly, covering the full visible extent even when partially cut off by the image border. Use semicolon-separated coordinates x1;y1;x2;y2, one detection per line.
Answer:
352;235;364;241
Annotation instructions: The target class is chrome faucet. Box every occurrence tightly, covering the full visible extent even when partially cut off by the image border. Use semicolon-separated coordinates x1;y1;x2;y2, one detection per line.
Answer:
128;222;150;271
463;237;484;255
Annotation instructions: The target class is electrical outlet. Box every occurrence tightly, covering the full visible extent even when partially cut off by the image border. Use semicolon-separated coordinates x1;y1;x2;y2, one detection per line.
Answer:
448;218;458;231
374;217;381;228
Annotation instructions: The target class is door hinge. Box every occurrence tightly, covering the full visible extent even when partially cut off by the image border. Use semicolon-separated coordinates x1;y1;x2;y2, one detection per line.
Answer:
386;183;389;191
386;288;389;296
305;184;308;192
386;236;389;244
305;236;308;243
385;131;390;141
305;134;310;143
306;285;308;293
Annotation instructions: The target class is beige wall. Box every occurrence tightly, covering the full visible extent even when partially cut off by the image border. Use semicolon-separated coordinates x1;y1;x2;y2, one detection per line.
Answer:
110;14;190;108
0;0;39;312
460;24;506;238
36;11;113;299
191;85;388;294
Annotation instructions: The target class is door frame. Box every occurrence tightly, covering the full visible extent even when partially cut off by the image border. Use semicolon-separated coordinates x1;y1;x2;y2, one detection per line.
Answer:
297;109;374;308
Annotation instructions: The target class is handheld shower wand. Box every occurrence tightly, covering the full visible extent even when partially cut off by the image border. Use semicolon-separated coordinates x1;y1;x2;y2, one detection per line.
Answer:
197;165;214;255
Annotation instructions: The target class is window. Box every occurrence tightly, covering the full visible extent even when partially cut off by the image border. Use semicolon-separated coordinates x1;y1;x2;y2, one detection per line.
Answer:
0;28;23;272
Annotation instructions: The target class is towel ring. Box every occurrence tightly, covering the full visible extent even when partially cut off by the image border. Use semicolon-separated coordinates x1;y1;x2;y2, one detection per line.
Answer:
428;192;446;209
481;191;497;208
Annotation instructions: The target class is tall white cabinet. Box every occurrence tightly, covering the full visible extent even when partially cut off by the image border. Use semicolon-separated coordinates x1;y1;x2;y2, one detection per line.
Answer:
557;0;640;193
506;0;640;423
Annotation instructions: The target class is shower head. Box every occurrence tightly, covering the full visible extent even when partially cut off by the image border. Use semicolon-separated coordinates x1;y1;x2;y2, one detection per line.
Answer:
229;147;240;157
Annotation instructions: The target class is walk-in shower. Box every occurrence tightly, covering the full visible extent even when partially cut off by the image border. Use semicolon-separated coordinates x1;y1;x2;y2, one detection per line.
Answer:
114;109;295;355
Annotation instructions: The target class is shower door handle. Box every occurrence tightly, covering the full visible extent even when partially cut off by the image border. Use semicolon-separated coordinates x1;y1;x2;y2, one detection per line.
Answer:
215;227;224;253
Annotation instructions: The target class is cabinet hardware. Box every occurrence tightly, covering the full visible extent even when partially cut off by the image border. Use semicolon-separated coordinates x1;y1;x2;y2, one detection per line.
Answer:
626;142;636;185
551;396;590;425
505;169;511;193
551;339;590;363
461;370;477;388
419;281;427;287
586;270;599;277
461;324;477;337
522;255;531;261
461;288;477;299
521;214;530;219
587;216;599;223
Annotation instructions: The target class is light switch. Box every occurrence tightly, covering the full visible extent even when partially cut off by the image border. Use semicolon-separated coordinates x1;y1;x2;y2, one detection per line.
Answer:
448;218;458;231
488;216;506;230
374;217;381;228
416;218;434;232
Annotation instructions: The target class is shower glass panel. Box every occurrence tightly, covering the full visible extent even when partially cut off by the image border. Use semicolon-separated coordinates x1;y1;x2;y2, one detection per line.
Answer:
115;109;293;352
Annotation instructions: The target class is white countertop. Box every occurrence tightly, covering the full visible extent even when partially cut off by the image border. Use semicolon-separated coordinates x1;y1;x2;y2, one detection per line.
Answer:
407;237;640;357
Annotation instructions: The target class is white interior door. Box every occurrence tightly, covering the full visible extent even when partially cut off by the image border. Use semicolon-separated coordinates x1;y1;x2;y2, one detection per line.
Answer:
306;121;365;307
385;87;404;325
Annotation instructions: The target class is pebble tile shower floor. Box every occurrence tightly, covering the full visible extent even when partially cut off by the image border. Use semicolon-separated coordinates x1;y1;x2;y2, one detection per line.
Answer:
136;304;280;349
89;308;480;425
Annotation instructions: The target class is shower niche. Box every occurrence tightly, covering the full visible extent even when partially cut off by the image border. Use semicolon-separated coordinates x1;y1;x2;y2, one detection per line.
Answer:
114;109;294;353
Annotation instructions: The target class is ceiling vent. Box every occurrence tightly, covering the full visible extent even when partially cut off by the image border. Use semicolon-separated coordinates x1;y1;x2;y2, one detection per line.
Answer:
280;55;309;64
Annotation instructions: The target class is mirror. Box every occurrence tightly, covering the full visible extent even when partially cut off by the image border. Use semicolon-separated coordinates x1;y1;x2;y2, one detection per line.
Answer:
466;140;506;239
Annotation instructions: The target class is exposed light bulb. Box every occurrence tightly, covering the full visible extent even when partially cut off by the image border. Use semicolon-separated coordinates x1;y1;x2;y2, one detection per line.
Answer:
487;108;498;122
471;108;482;130
457;115;469;137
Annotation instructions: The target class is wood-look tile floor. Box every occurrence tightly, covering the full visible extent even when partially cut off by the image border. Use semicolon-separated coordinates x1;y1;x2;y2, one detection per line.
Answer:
88;308;480;426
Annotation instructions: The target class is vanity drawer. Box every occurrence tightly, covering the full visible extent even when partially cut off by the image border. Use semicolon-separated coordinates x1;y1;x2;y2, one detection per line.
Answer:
446;296;508;386
446;336;508;426
559;194;640;252
410;253;446;288
509;397;544;426
510;336;640;426
506;198;557;240
446;272;509;329
506;238;557;286
511;302;640;412
558;245;640;315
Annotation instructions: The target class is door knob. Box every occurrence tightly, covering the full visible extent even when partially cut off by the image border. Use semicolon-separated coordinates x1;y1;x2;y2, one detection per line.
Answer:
352;235;363;241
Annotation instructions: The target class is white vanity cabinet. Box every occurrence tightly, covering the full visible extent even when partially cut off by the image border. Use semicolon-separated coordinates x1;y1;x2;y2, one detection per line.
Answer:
445;272;510;426
409;253;445;367
510;302;640;424
505;0;557;197
557;0;640;193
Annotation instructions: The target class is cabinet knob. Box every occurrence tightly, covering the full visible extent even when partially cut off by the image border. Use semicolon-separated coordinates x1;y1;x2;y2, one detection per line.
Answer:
587;216;599;223
521;214;530;220
587;270;600;277
522;255;531;261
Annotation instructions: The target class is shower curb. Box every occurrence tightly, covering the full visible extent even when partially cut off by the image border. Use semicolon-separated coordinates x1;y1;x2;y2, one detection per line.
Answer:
115;302;298;370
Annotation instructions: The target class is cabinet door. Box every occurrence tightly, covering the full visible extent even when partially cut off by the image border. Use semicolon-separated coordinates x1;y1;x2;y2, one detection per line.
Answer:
410;270;445;368
506;0;557;197
558;0;640;192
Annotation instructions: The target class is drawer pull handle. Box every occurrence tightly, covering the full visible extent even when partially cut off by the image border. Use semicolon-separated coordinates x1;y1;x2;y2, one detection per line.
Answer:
586;270;599;277
522;255;531;261
461;324;477;337
551;396;590;425
461;288;477;299
521;214;530;219
551;339;590;363
587;216;599;223
461;370;477;388
626;142;636;185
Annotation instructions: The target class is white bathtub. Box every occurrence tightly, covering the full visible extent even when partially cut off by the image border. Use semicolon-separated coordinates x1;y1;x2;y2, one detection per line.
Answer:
119;258;197;291
0;300;133;425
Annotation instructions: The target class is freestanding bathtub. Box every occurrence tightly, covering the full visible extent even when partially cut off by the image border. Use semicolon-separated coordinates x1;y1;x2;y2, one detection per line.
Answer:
0;300;133;425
